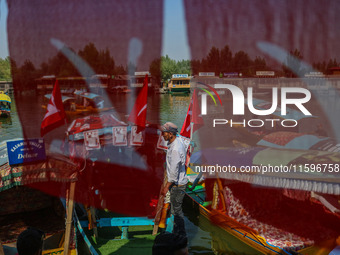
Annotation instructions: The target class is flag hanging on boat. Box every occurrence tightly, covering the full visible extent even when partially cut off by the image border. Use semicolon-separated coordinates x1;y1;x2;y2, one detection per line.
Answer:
180;89;203;169
128;74;149;131
40;80;66;137
180;89;204;138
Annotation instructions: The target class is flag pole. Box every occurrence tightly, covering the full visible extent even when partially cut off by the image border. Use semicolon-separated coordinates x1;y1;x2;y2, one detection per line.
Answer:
64;181;76;255
189;89;196;143
190;122;194;141
188;90;195;164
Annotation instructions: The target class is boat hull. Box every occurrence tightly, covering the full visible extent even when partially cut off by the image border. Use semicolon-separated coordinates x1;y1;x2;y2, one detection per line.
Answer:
184;190;286;255
169;87;190;94
0;110;10;117
185;185;337;255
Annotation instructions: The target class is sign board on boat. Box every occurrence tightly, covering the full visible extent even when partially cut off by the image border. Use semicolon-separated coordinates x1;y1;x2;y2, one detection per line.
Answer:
172;74;189;78
6;139;46;165
304;72;324;77
134;71;150;76
256;71;275;76
199;72;215;77
223;72;239;77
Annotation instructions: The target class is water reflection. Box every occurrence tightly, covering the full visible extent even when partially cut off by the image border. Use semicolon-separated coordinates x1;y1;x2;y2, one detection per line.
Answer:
160;94;191;127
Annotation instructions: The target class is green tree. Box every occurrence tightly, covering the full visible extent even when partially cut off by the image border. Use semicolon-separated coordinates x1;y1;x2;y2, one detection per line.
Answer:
232;51;252;76
282;49;304;77
204;46;220;74
78;43;99;70
15;59;39;90
48;51;79;77
97;48;115;75
177;59;191;75
114;65;126;75
161;55;178;82
160;55;191;83
190;59;201;75
149;58;161;87
0;57;12;81
220;45;233;73
253;56;267;71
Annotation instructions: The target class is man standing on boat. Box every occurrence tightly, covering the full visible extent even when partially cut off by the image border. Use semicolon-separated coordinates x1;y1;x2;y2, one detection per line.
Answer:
161;122;188;237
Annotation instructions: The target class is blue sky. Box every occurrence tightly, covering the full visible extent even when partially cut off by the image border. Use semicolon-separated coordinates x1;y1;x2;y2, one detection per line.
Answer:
0;0;190;61
0;0;8;59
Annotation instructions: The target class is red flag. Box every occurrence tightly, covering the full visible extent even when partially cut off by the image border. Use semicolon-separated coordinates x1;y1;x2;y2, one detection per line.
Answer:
180;89;203;138
185;144;192;169
180;98;192;138
40;80;66;136
128;74;148;129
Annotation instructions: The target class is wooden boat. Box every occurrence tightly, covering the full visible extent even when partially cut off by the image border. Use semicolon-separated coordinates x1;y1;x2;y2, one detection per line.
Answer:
0;140;78;255
108;75;131;94
168;74;191;94
0;91;11;118
256;131;340;152
74;207;158;255
42;93;80;116
42;91;113;116
64;115;167;254
185;147;340;254
73;91;113;113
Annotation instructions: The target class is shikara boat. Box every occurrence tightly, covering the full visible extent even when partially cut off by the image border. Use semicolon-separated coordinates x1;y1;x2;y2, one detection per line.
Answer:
186;146;340;254
0;140;78;255
64;115;166;254
256;131;340;153
42;91;113;117
42;93;80;116
73;91;112;113
0;91;11;118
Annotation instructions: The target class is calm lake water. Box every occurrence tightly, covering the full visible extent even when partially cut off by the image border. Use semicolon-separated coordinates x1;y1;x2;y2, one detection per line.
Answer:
0;92;215;255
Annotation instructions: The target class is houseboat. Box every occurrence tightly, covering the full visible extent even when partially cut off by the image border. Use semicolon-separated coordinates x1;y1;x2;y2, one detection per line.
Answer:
168;74;191;94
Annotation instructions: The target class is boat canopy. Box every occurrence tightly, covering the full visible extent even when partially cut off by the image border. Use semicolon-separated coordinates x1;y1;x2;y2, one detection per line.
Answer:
44;93;75;103
74;91;103;100
0;92;11;103
67;113;127;140
0;141;78;192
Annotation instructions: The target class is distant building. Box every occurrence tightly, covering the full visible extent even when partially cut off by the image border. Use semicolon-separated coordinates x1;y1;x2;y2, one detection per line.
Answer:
0;81;13;94
198;72;215;77
329;67;340;75
255;71;275;78
168;74;191;94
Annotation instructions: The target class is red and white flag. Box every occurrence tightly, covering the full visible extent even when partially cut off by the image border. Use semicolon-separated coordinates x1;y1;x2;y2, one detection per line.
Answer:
40;80;66;136
180;89;203;138
128;74;148;130
180;89;204;169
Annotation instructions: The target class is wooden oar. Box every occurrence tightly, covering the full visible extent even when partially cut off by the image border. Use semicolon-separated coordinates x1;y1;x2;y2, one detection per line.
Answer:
153;170;168;235
64;181;76;255
0;243;5;255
